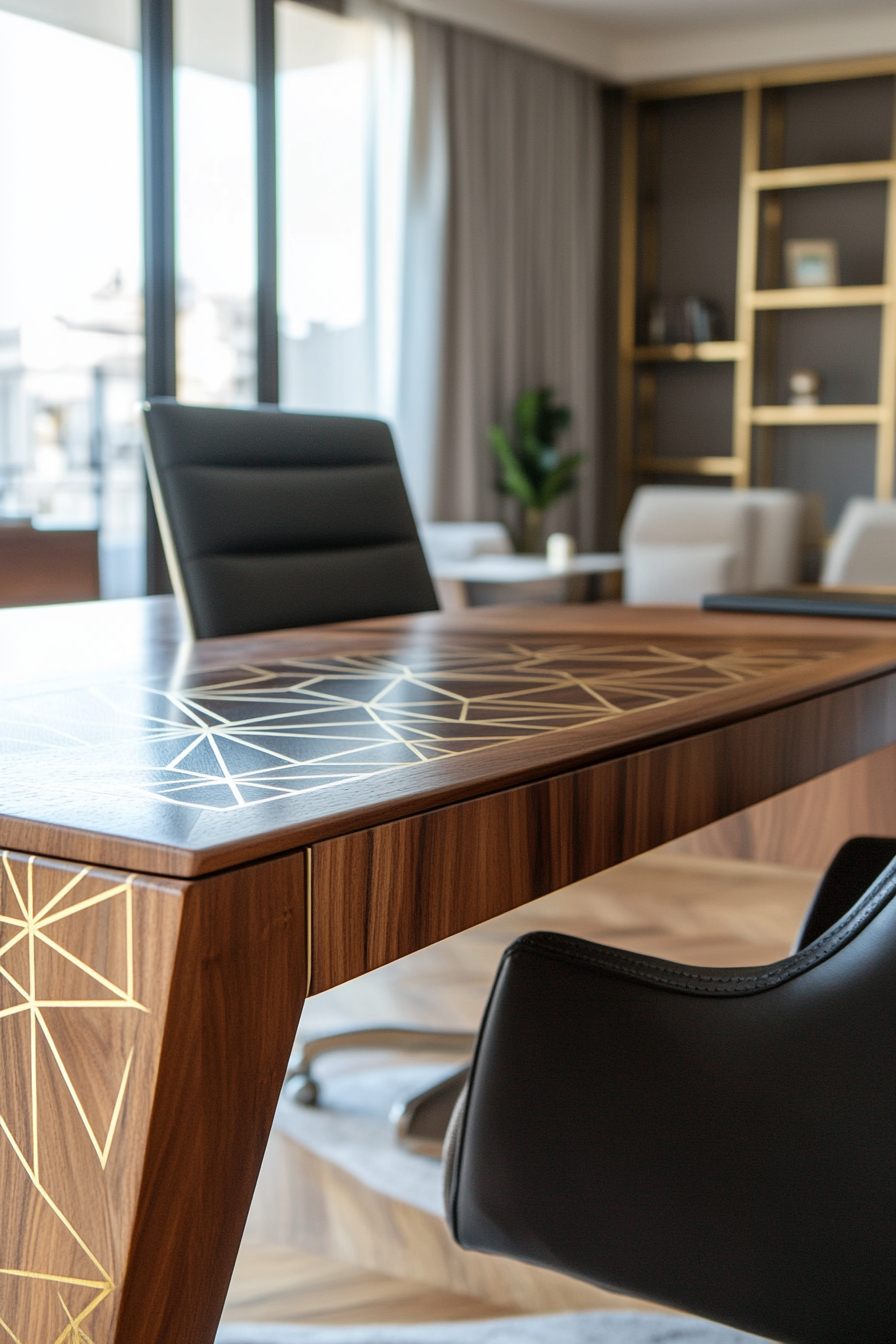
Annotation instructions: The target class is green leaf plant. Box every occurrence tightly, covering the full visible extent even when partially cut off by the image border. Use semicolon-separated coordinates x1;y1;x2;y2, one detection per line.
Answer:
488;388;581;553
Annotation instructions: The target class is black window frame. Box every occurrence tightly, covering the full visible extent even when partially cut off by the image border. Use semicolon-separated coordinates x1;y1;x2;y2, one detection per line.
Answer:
141;0;281;590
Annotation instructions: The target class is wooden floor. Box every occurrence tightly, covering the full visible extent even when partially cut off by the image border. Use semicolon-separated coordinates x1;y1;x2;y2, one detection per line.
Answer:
227;849;821;1327
223;1245;516;1326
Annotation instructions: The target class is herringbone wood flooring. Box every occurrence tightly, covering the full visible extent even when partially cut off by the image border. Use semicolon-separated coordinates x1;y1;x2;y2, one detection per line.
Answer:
227;850;820;1326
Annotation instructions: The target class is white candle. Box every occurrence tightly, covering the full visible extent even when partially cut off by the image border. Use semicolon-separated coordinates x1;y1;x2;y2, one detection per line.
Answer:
546;532;576;571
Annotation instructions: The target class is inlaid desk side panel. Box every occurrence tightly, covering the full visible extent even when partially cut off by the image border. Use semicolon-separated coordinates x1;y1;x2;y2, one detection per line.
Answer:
0;853;184;1344
0;848;306;1344
113;849;307;1344
310;671;896;990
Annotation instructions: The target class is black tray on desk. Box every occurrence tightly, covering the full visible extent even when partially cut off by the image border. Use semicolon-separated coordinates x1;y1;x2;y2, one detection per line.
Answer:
702;587;896;620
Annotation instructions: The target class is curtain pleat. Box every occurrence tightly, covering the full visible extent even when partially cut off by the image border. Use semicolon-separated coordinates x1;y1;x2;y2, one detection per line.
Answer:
418;20;602;548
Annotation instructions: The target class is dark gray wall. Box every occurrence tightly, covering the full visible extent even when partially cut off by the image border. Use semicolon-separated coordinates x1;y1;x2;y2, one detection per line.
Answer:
769;428;877;531
655;92;743;340
776;77;894;168
599;85;623;547
763;307;881;407
653;364;735;460
776;182;887;287
649;93;743;464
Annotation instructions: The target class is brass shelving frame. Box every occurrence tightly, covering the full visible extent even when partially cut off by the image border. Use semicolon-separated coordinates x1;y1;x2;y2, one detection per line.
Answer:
618;55;896;515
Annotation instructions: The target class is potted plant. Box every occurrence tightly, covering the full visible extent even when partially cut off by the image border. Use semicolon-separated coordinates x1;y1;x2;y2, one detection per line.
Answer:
489;388;581;553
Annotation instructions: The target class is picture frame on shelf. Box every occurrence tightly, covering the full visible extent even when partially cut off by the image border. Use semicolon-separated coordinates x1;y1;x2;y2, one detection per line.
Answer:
785;239;840;288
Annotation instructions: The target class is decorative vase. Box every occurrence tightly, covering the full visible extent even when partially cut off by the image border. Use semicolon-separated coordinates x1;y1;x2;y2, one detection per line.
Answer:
521;507;544;554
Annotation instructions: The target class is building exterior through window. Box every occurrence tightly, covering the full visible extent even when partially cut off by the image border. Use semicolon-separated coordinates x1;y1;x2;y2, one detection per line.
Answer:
0;2;145;598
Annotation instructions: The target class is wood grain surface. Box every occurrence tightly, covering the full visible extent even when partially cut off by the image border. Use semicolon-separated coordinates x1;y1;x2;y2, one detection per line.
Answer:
0;852;183;1344
113;849;306;1344
0;525;100;608
0;845;306;1344
2;599;896;878
222;1243;519;1326
343;601;896;643
309;668;896;989
670;739;896;871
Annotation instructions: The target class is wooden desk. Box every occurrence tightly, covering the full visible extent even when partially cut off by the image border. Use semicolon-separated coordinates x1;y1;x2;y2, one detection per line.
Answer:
3;596;896;1344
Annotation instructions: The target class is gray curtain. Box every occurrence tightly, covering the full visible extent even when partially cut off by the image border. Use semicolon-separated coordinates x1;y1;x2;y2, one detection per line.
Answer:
409;19;603;548
396;14;449;522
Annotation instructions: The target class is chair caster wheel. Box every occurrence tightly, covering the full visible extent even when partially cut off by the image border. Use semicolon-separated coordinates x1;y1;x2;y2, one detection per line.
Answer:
287;1075;319;1106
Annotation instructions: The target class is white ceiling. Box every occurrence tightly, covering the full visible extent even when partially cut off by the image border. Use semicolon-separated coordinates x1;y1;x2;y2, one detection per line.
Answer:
523;0;884;33
2;0;894;85
402;0;896;82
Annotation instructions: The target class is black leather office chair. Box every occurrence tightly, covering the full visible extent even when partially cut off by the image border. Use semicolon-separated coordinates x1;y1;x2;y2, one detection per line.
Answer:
143;399;458;1132
142;399;437;639
445;836;896;1344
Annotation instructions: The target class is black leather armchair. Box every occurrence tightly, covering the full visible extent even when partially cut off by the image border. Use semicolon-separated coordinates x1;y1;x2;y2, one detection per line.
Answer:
142;399;437;639
445;837;896;1344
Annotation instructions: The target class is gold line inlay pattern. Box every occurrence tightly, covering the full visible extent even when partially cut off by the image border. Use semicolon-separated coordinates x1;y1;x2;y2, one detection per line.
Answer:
0;856;145;1343
3;641;836;814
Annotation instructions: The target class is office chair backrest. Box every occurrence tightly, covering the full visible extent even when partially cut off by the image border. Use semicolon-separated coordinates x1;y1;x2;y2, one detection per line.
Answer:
142;399;438;639
445;837;896;1344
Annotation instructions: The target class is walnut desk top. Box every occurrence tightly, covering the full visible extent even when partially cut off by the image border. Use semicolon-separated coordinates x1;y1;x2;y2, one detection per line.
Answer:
3;596;896;883
2;596;896;1344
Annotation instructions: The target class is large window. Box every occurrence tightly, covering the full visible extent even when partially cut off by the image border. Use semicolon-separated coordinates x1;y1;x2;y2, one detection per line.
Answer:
0;2;145;597
276;0;411;422
0;0;419;603
175;0;257;406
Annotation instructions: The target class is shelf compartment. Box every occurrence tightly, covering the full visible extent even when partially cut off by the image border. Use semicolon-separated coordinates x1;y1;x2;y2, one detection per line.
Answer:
747;285;893;310
635;456;747;477
631;342;747;363
748;160;896;191
747;404;888;425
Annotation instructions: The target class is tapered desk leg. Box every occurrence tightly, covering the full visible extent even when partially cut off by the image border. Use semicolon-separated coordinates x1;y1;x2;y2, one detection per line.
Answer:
0;848;306;1344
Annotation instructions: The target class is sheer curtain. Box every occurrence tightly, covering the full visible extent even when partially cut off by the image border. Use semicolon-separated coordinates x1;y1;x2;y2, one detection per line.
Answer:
276;0;412;431
276;2;603;542
394;14;449;522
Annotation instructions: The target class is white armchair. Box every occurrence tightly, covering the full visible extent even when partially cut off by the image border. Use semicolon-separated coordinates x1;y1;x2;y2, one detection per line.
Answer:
821;499;896;586
746;488;804;590
419;522;517;611
622;486;802;605
419;522;512;568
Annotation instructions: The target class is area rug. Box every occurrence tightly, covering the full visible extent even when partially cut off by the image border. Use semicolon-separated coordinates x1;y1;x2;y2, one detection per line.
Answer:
217;1311;769;1343
274;1060;453;1216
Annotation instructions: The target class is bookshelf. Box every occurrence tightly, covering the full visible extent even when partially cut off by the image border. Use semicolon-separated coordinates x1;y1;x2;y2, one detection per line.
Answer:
617;57;896;524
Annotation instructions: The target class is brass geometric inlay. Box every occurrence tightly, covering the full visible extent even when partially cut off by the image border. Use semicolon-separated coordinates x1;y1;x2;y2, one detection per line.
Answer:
4;640;834;813
0;856;145;1343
